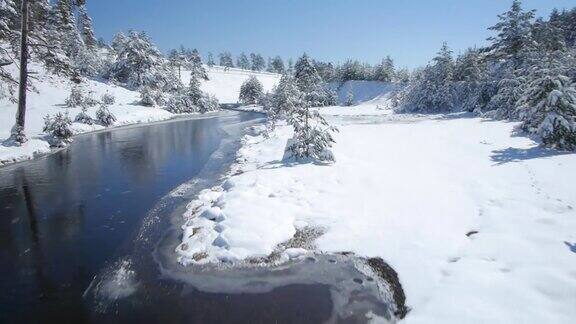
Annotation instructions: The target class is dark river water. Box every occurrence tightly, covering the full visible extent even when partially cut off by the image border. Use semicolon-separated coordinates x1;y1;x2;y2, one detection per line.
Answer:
0;111;393;324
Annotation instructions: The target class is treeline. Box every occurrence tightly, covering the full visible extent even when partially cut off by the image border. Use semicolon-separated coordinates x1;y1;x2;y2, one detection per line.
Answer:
200;51;289;74
313;56;410;84
396;0;576;150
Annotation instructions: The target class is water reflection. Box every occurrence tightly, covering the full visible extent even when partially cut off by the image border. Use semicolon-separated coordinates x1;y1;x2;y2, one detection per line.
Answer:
0;112;261;323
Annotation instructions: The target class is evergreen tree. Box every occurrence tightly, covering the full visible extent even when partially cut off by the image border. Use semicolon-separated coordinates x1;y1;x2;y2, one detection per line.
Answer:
271;56;285;74
206;52;215;67
219;51;234;68
399;43;455;112
76;0;96;48
236;52;250;70
373;56;395;82
517;55;576;150
239;75;263;105
250;53;265;71
486;0;535;65
106;31;166;89
189;48;208;81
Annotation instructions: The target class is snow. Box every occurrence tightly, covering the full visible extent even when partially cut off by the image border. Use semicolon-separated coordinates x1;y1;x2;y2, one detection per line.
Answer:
0;63;279;166
328;80;398;105
182;65;281;104
178;100;576;323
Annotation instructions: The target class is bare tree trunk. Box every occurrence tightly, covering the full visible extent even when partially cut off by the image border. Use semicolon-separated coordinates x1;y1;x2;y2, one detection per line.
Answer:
14;0;30;141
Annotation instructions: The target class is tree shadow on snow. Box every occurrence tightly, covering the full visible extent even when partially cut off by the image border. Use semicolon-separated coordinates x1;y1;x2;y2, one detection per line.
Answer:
564;242;576;254
491;146;572;165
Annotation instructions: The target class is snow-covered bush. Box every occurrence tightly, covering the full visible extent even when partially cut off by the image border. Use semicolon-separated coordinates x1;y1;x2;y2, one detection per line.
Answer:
101;92;116;105
9;125;27;145
239;76;264;105
345;89;354;106
96;104;116;126
74;106;94;125
140;86;165;107
43;112;73;146
165;92;219;114
517;68;576;150
165;93;194;113
285;114;338;163
65;85;98;108
269;75;338;162
198;93;219;113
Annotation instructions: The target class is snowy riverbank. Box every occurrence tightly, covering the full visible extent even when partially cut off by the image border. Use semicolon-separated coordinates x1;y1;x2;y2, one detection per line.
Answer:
177;102;576;323
0;65;279;166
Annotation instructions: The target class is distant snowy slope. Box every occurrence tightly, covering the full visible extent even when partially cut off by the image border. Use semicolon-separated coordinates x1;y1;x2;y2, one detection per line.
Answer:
328;80;399;105
0;64;176;165
182;66;281;104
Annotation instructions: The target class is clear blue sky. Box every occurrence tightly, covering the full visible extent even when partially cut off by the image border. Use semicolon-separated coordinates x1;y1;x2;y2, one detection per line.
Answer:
86;0;575;68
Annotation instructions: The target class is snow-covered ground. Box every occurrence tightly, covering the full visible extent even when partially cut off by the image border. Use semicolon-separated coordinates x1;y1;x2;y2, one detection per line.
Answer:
328;80;398;105
178;101;576;323
0;64;279;166
182;66;281;104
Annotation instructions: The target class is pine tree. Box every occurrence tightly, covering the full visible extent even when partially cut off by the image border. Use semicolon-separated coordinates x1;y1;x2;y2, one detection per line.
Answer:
486;0;535;65
270;56;285;74
76;1;96;48
399;43;455;113
250;53;265;71
219;51;234;68
206;52;215;67
189;48;208;81
239;75;263;105
106;31;165;89
373;56;395;82
236;52;250;70
517;55;576;150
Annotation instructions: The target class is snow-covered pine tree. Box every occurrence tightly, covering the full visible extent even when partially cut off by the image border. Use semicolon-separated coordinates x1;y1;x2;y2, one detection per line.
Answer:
106;31;165;89
398;43;455;113
76;0;96;48
267;74;338;162
516;54;576;150
239;75;263;105
486;0;535;66
271;56;285;74
74;106;93;125
373;56;395;82
268;74;302;124
219;51;234;68
345;89;354;106
189;48;208;81
206;52;215;67
111;31;127;53
250;53;265;71
0;0;18;42
236;52;250;70
96;103;116;126
285;95;338;163
294;53;323;101
43;112;73;146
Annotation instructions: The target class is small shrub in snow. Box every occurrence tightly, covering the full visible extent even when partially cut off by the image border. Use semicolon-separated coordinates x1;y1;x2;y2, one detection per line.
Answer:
43;112;73;146
165;92;218;114
140;86;165;107
166;93;194;113
239;76;264;105
269;75;338;162
101;92;116;105
199;94;219;113
65;85;98;108
345;89;354;106
96;104;116;126
74;106;94;125
9;125;27;145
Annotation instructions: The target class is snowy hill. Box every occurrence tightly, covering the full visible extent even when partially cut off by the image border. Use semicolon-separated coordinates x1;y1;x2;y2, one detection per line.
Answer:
328;80;399;105
182;66;281;104
0;65;279;166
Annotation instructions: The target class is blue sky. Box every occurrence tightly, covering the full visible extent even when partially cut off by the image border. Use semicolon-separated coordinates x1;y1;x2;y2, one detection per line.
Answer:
87;0;575;68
